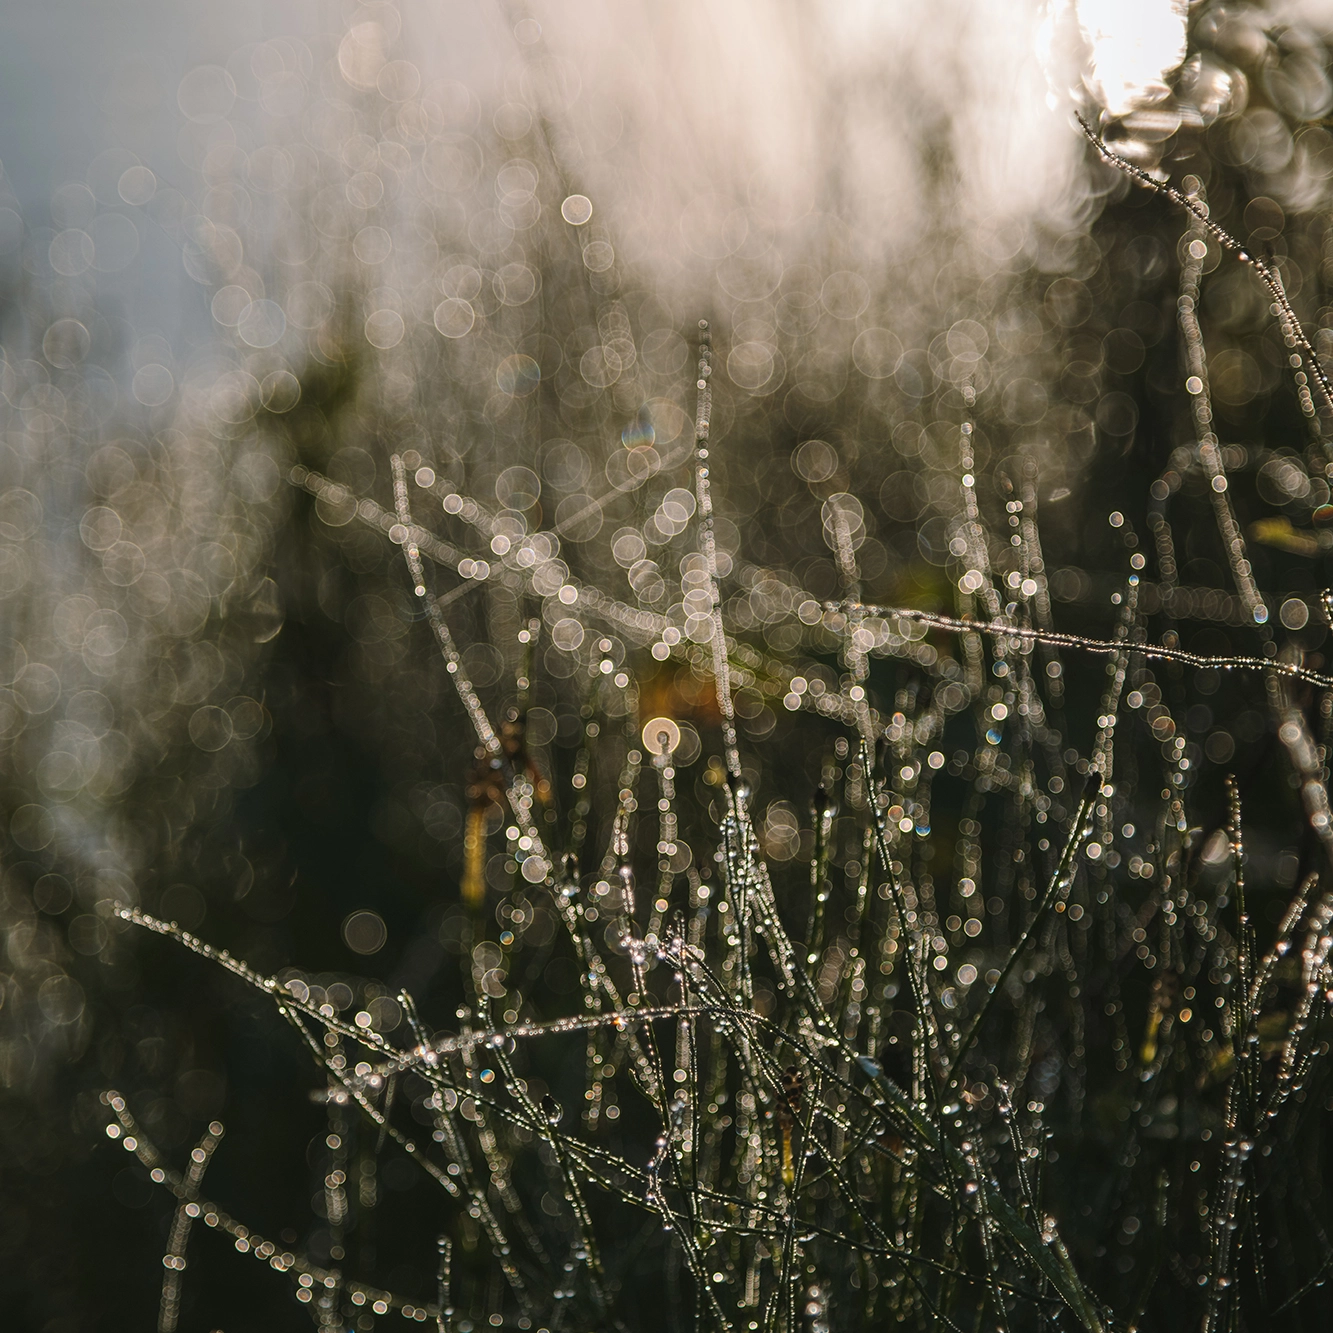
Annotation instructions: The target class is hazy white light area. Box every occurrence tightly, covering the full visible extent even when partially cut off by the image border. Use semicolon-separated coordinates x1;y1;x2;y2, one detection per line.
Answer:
438;0;1092;286
0;0;1109;336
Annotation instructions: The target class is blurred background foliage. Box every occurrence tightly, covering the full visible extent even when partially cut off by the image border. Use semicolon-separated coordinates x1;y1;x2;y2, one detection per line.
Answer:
3;0;1333;1328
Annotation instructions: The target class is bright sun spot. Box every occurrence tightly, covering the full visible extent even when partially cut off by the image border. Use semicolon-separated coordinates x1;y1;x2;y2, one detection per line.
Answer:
1075;0;1189;116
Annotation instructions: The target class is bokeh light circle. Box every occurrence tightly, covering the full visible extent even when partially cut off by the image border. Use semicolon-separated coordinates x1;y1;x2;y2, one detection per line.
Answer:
342;909;388;955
